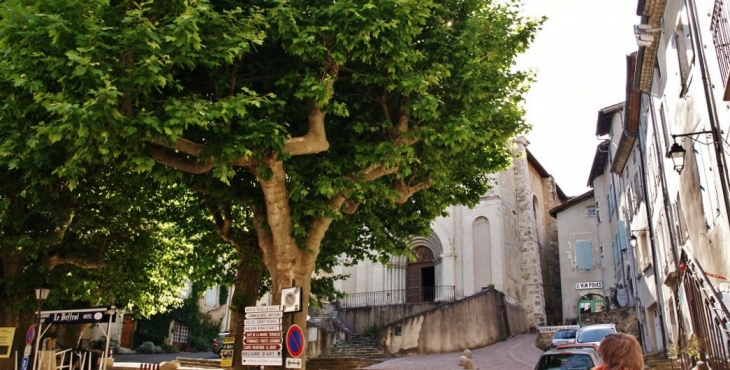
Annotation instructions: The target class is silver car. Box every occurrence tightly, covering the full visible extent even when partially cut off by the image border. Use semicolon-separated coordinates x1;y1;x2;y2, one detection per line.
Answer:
575;323;617;348
550;328;577;349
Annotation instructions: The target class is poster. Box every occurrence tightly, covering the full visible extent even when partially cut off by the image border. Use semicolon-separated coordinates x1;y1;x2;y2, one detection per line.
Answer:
0;327;16;359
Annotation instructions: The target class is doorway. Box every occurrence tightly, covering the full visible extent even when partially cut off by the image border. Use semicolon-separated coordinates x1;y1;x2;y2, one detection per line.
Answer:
577;293;607;325
406;246;435;303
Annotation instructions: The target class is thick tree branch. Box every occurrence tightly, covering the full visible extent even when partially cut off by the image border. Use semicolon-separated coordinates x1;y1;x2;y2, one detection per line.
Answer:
54;213;75;245
283;103;329;156
149;146;215;174
394;178;432;204
43;254;106;271
380;93;392;123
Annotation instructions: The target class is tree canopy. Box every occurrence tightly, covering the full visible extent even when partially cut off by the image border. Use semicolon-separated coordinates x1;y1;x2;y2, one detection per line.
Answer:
0;0;542;368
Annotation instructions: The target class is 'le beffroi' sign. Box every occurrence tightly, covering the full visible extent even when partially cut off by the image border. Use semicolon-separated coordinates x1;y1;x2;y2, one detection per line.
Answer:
574;281;603;290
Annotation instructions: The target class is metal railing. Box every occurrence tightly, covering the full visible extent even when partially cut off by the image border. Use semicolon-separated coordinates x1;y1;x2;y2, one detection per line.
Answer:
337;286;456;308
675;247;730;369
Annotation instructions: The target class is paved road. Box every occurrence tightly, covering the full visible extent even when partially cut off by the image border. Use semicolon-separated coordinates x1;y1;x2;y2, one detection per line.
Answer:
114;351;218;366
364;333;543;370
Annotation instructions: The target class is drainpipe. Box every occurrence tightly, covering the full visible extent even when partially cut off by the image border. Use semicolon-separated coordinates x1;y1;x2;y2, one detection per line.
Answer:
687;0;730;228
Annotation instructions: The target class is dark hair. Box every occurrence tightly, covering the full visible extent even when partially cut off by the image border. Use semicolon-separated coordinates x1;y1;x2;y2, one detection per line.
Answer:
598;333;643;370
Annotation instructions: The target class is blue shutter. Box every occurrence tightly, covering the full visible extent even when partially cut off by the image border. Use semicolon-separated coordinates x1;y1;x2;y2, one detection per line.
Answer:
618;221;628;251
575;241;594;270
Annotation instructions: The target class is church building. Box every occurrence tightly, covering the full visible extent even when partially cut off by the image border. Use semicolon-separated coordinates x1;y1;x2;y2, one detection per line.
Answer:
334;137;568;327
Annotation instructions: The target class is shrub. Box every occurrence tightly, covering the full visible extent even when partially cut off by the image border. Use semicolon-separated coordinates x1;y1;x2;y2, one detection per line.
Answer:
136;341;162;354
160;343;179;354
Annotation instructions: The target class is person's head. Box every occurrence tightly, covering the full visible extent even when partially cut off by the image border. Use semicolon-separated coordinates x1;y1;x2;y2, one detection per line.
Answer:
598;333;643;370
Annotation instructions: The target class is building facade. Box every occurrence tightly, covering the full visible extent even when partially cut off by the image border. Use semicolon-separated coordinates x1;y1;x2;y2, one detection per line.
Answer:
334;137;567;327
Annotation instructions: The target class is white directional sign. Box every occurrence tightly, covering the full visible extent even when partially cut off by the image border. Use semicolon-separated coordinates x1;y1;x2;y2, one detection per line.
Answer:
286;358;303;369
244;318;282;325
242;357;282;366
245;311;283;319
241;350;282;358
244;324;282;332
243;305;284;367
245;305;283;313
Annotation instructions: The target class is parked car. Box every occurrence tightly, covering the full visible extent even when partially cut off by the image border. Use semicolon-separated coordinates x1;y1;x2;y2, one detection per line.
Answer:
550;328;577;349
534;347;601;370
575;323;617;348
212;332;229;355
555;343;599;352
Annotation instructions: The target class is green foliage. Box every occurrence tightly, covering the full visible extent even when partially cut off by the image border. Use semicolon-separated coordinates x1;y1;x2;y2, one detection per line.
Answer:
0;0;543;325
134;282;221;352
160;343;179;354
362;322;383;336
218;286;229;306
135;341;163;354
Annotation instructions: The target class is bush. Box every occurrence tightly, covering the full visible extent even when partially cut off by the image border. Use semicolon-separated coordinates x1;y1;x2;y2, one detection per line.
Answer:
160;343;178;354
89;339;120;354
136;341;162;354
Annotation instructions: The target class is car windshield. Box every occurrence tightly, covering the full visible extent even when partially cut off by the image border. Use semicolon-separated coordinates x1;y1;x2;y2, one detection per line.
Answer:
554;330;576;339
578;328;614;343
537;353;594;370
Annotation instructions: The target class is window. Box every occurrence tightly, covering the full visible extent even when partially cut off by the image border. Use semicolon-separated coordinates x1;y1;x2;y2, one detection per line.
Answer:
675;196;689;245
205;286;218;306
575;241;594;270
607;184;617;221
675;3;695;96
711;0;730;86
634;173;644;203
659;103;671;153
587;206;597;218
694;142;721;228
173;322;189;344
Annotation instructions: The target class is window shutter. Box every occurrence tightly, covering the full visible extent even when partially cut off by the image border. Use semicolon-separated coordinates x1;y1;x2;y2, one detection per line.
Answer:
575;241;594;270
618;221;628;251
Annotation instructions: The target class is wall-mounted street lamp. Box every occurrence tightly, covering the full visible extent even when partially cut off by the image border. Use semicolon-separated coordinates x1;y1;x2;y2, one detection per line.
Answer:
629;234;638;248
667;131;714;174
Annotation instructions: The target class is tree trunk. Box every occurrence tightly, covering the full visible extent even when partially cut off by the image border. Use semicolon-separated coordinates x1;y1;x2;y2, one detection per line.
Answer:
230;253;265;370
0;248;35;370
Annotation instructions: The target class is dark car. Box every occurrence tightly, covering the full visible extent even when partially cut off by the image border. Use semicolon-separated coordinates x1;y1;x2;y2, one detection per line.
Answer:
212;332;229;355
534;347;601;370
550;329;577;349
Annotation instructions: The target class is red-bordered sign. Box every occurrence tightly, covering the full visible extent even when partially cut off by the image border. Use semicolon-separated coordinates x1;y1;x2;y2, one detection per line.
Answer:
285;324;304;358
25;326;35;345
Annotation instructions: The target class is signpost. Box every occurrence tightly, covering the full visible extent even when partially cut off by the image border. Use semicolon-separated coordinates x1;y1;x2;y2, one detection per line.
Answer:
242;306;284;367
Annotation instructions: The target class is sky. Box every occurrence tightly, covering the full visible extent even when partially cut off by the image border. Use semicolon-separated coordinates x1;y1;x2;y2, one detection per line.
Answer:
516;1;641;196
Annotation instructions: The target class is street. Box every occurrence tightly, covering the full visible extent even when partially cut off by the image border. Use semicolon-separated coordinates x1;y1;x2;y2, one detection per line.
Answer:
364;333;542;370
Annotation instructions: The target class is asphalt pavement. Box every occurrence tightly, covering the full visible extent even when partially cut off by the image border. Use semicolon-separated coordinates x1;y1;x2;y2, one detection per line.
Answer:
113;350;218;366
364;333;542;370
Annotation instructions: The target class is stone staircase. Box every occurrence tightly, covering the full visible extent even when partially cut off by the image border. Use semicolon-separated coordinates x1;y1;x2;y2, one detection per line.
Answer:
322;333;385;359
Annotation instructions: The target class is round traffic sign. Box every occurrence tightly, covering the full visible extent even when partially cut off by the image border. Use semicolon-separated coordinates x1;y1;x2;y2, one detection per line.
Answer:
285;324;304;358
25;325;35;345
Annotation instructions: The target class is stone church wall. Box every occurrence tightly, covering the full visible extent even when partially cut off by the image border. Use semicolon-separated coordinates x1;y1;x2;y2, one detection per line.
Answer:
336;302;441;333
380;289;527;355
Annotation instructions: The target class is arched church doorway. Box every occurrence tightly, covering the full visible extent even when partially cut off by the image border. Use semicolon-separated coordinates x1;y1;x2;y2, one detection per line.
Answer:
406;246;435;303
577;293;607;325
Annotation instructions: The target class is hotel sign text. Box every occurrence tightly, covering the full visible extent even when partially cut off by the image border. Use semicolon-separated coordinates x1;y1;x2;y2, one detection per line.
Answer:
574;281;603;290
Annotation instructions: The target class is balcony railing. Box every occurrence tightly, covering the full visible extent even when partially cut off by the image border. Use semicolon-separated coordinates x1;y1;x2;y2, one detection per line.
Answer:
337;286;456;308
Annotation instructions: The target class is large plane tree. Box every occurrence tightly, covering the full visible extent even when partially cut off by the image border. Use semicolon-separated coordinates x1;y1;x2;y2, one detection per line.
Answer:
0;0;542;368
